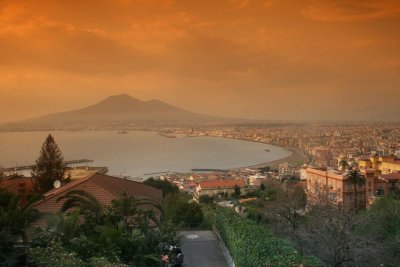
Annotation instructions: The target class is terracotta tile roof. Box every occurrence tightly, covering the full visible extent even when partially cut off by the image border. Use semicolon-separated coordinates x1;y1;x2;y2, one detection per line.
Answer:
34;173;162;214
199;179;244;189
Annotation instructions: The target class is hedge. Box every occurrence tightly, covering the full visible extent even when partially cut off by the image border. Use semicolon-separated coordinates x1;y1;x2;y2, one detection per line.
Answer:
214;208;302;267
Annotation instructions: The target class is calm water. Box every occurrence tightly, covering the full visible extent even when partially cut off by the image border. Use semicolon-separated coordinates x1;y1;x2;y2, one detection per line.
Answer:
0;131;290;177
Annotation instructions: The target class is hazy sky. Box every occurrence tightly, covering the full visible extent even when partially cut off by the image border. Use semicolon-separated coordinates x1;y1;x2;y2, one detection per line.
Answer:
0;0;399;123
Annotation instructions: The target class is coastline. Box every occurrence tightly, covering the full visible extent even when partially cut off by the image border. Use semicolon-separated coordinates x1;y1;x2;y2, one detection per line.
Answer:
229;147;308;171
1;130;309;174
189;134;308;171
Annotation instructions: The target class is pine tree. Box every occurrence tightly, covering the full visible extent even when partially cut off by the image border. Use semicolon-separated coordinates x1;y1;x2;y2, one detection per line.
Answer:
32;134;66;193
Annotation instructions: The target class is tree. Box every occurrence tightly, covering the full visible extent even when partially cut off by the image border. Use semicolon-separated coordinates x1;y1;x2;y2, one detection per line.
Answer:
163;193;203;228
57;190;104;230
199;194;214;204
260;183;266;191
32;192;167;266
263;186;307;254
300;207;378;267
0;194;41;244
0;194;41;265
346;168;365;211
143;178;179;196
339;159;349;171
232;185;241;198
32;135;67;193
363;196;400;266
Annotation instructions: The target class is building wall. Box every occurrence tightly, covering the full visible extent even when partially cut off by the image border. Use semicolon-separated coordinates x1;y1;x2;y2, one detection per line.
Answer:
359;156;400;175
195;186;246;199
0;176;35;196
306;168;366;209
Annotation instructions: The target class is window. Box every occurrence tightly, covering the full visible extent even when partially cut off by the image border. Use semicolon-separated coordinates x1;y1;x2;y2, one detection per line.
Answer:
348;194;353;201
376;189;385;196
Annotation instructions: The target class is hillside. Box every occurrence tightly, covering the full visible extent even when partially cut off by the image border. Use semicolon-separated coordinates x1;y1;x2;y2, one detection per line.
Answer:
1;94;227;130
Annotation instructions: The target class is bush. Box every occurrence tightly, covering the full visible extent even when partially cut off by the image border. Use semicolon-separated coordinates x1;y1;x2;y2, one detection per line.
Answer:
214;208;302;267
29;236;85;267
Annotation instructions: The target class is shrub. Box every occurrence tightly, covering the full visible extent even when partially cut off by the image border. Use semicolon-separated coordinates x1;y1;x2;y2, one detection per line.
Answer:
214;208;302;267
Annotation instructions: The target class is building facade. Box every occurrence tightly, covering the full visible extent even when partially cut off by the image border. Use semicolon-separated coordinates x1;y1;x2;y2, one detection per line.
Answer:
306;168;370;210
194;179;246;200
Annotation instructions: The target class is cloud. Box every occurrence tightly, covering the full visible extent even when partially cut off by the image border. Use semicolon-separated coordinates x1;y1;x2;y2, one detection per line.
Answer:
303;0;400;22
0;0;399;122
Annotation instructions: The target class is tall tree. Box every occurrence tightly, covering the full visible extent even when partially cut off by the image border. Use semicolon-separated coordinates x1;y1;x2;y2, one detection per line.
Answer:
143;177;179;196
346;168;365;211
232;185;241;198
32;135;66;193
339;159;349;171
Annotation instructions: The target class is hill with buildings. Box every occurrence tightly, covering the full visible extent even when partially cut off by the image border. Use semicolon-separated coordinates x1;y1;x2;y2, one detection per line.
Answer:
0;94;228;130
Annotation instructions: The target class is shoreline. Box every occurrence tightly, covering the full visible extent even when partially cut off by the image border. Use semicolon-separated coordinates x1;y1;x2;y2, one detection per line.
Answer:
1;130;309;174
229;147;308;171
183;134;308;171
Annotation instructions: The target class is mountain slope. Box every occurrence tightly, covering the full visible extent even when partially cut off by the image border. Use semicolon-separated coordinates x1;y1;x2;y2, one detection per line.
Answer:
1;94;226;130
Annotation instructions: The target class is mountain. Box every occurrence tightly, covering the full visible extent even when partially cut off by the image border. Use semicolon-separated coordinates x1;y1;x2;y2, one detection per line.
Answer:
1;94;228;130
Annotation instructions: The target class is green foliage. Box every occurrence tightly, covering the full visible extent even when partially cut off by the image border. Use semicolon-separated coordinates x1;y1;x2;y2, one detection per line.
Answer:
363;196;400;266
0;229;20;266
32;134;67;193
345;168;366;210
260;183;266;191
232;185;241;199
30;193;169;266
0;194;41;244
143;178;179;196
0;188;13;208
0;192;41;265
214;208;302;267
199;194;214;204
163;193;203;228
29;236;85;267
29;235;129;267
259;166;271;172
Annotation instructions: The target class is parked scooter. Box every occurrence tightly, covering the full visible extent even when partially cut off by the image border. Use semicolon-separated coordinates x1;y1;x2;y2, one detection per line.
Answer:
161;245;184;267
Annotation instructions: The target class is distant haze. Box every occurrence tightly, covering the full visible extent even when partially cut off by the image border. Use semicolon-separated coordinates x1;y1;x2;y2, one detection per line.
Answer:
1;94;228;130
0;0;399;122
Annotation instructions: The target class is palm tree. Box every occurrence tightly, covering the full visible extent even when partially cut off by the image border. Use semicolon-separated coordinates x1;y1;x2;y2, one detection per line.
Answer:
346;168;365;211
57;190;103;214
0;194;41;244
56;190;105;231
339;159;349;171
0;193;41;265
57;190;163;226
107;193;163;227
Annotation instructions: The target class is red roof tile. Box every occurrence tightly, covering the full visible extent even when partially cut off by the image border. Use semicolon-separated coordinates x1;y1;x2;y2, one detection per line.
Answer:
34;174;162;214
199;179;244;189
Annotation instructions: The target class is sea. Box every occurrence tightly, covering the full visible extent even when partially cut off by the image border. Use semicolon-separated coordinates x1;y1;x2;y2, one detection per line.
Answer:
0;131;291;177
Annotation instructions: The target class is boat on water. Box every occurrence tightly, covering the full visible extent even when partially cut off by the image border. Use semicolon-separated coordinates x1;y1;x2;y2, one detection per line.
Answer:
265;149;270;152
159;132;177;138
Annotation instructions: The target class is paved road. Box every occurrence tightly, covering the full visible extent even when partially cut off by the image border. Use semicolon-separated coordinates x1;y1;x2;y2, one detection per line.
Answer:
179;230;230;267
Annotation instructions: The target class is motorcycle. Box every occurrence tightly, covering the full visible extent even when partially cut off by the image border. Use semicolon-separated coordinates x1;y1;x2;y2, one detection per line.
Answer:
161;245;184;267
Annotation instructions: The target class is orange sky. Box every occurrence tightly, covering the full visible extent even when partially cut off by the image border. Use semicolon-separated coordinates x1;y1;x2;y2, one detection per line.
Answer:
0;0;399;122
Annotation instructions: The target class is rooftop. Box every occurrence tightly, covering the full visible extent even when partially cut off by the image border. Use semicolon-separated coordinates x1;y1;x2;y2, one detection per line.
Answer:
35;173;162;214
199;179;244;189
